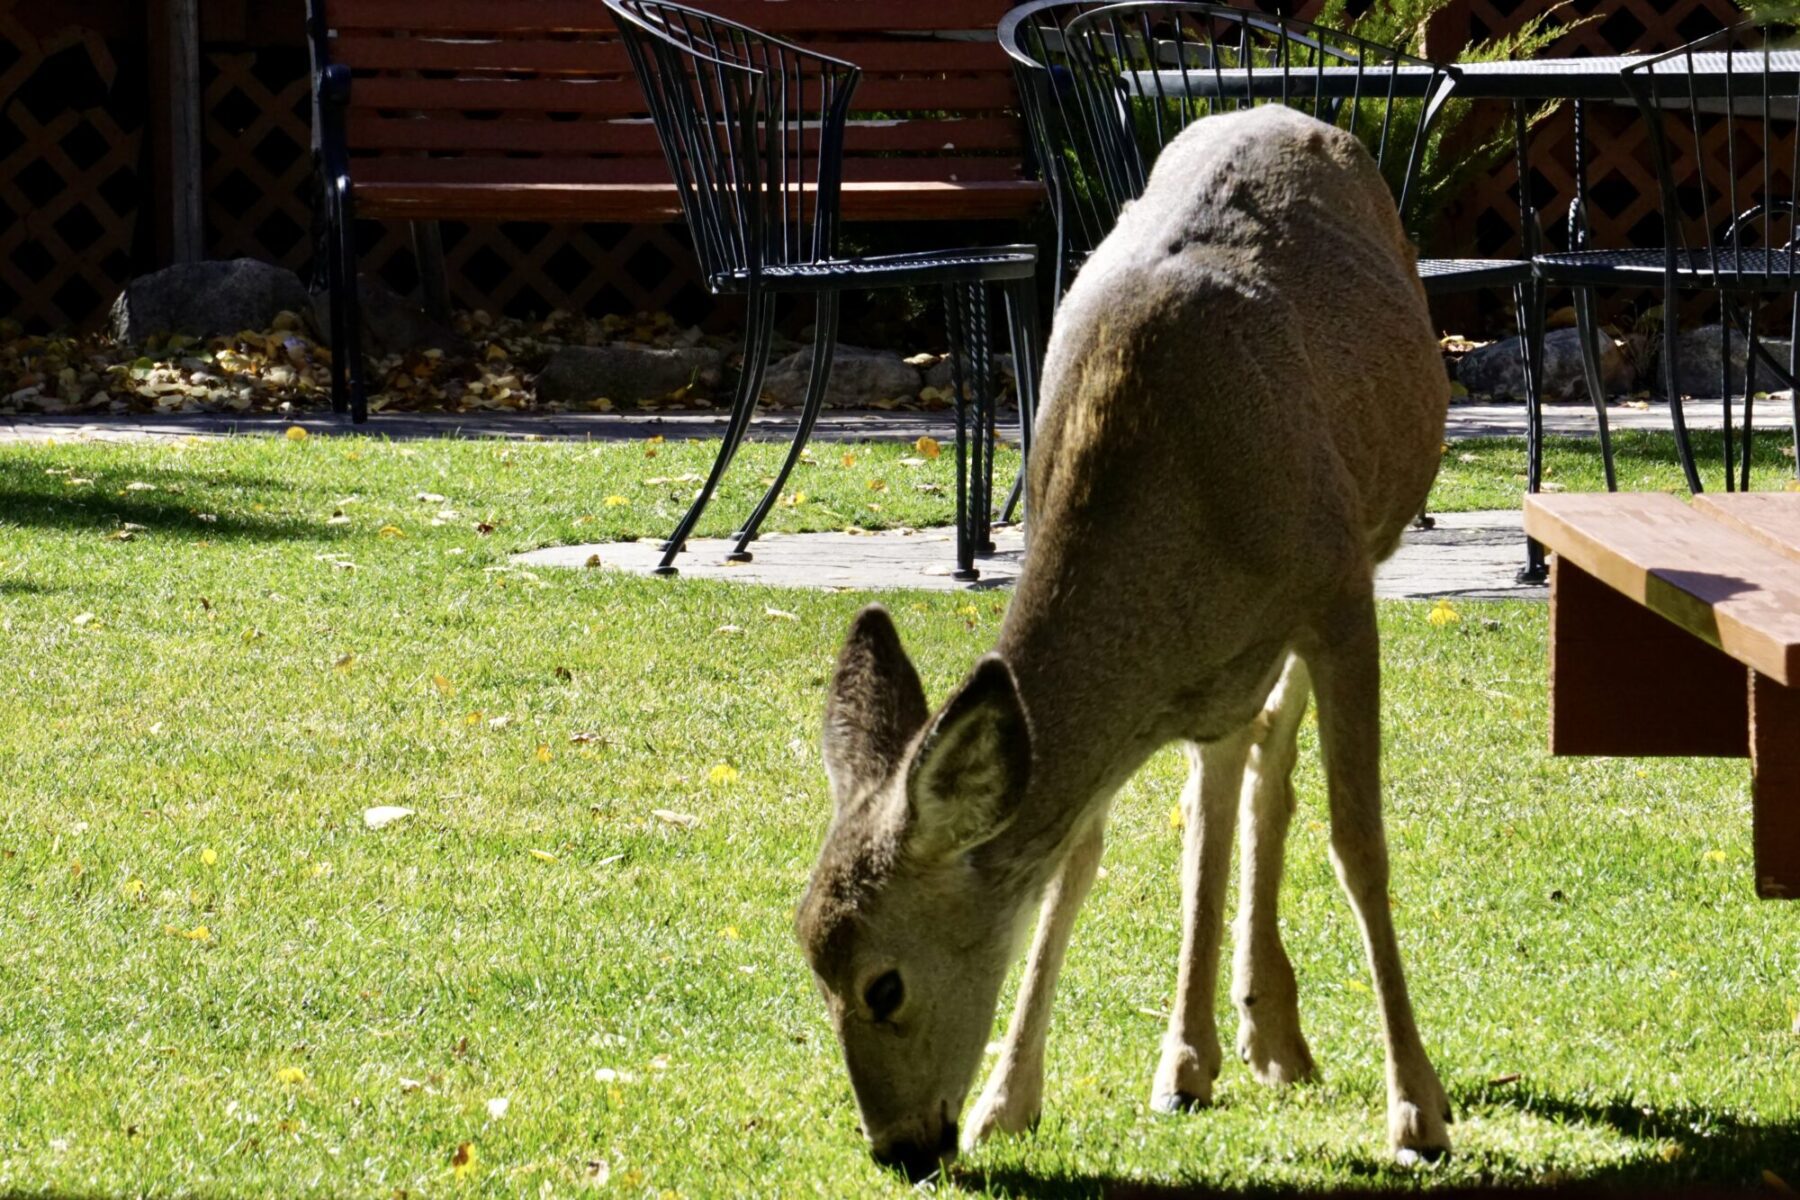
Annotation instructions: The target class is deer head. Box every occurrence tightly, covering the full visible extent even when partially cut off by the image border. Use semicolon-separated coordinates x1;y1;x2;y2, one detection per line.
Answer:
795;605;1033;1178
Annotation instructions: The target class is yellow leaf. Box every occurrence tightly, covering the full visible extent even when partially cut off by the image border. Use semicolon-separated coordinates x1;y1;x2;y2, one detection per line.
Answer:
867;479;887;492
334;653;356;672
1705;849;1728;864
285;426;308;442
707;764;739;786
377;524;406;538
914;435;942;459
275;1066;307;1085
201;848;218;866
720;925;740;940
841;453;856;467
451;1141;477;1179
604;495;629;508
121;878;145;898
529;849;559;863
1786;480;1800;493
432;673;456;697
1168;804;1184;831
1427;599;1460;628
957;604;980;620
1346;977;1370;994
165;924;211;942
465;711;483;725
536;744;553;763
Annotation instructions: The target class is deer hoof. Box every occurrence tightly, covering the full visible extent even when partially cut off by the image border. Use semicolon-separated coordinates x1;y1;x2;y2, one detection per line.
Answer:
1151;1090;1209;1115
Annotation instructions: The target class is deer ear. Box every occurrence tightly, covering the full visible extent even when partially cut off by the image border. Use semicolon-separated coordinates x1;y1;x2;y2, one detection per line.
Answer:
822;606;929;806
904;654;1031;860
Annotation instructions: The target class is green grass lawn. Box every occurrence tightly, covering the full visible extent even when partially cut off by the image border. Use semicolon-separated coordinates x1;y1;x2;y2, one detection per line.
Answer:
0;431;1796;1197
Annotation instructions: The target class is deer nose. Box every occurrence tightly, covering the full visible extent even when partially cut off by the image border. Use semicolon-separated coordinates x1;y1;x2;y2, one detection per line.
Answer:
871;1121;958;1181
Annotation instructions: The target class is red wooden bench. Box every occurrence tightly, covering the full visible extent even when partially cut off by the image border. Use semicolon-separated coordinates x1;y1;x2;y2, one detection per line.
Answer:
1524;492;1800;898
307;0;1042;226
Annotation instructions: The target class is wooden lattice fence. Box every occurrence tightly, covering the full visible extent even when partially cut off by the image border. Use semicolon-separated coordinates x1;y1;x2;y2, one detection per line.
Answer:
0;4;143;331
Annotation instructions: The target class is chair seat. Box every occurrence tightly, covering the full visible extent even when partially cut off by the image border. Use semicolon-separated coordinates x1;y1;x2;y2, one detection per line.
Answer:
1535;247;1800;289
713;247;1039;294
1418;257;1533;293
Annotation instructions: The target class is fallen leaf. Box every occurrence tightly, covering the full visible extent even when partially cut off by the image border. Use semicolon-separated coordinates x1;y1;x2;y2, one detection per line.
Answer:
200;848;218;866
536;744;553;763
451;1141;477;1179
530;849;559;863
604;495;629;508
285;426;308;442
764;607;799;622
653;809;700;830
377;524;406;538
432;673;457;697
71;612;97;627
914;435;941;459
1168;804;1184;831
363;806;415;830
1427;599;1460;628
585;553;602;568
275;1066;307;1086
486;1097;510;1119
707;764;740;786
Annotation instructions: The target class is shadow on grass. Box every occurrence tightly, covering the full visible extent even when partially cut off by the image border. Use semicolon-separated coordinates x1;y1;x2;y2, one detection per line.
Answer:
955;1085;1800;1199
0;487;333;543
0;579;52;595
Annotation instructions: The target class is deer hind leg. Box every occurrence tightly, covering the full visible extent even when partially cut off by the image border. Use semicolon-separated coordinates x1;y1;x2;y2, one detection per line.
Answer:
1232;652;1317;1086
1306;587;1450;1161
1151;728;1252;1112
964;813;1105;1150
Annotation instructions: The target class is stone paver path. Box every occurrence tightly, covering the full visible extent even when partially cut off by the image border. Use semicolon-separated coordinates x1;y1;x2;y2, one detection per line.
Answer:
514;509;1542;600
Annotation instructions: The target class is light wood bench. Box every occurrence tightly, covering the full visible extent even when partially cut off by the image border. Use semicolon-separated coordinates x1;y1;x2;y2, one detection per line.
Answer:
1523;491;1800;898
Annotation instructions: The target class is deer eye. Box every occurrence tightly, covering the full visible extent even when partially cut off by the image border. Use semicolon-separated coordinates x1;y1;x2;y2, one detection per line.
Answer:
864;970;904;1022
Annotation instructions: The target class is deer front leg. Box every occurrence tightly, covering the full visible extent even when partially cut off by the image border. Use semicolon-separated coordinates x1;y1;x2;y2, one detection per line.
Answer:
964;815;1105;1149
1152;730;1250;1112
1233;653;1316;1086
1306;590;1450;1162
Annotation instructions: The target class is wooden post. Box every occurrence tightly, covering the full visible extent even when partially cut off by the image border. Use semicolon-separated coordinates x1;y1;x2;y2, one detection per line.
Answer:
149;0;205;264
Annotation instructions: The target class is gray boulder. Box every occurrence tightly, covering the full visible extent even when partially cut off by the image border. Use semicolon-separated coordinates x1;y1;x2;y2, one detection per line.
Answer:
311;273;469;359
760;343;921;408
1457;325;1633;402
1666;324;1795;398
536;342;725;407
110;258;313;343
921;351;1018;396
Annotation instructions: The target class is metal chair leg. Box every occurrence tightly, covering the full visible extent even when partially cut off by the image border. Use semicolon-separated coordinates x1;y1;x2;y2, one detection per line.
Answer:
333;185;369;425
944;284;979;582
653;290;775;576
1741;301;1760;494
321;188;350;418
729;290;840;561
1519;279;1549;584
1790;296;1800;484
1572;286;1617;491
1660;282;1704;493
1720;300;1737;492
999;276;1041;529
970;284;996;556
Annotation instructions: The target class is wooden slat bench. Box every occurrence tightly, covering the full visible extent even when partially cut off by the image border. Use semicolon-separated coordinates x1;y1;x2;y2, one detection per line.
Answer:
308;0;1044;225
1523;492;1800;898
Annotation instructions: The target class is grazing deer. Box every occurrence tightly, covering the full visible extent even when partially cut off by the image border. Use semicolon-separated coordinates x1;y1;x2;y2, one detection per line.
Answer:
797;105;1452;1178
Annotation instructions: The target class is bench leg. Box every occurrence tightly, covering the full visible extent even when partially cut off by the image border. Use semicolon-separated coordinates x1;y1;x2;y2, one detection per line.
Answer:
999;276;1041;530
1752;672;1800;899
1548;557;1748;758
411;220;451;327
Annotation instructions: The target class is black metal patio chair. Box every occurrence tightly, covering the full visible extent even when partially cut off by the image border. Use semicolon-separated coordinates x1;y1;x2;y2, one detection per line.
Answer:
604;0;1043;579
1535;17;1800;497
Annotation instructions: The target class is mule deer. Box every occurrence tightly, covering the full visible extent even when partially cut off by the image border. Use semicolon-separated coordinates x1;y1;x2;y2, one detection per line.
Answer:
797;105;1452;1177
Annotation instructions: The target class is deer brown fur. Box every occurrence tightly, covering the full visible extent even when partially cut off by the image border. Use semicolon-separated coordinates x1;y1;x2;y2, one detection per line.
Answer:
797;104;1452;1177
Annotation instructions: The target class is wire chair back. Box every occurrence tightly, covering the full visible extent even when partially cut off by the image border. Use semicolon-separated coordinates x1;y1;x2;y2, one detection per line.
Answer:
1003;0;1456;275
1622;19;1800;294
605;0;860;289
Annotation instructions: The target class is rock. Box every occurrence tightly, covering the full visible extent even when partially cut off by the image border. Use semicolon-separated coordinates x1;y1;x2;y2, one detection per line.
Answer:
110;258;314;343
921;352;1018;396
1457;325;1633;402
311;274;470;360
760;343;921;408
535;342;725;407
1666;324;1794;398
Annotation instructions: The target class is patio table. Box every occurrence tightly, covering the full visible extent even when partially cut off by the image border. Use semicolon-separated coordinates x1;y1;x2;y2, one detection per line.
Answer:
1126;53;1800;102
